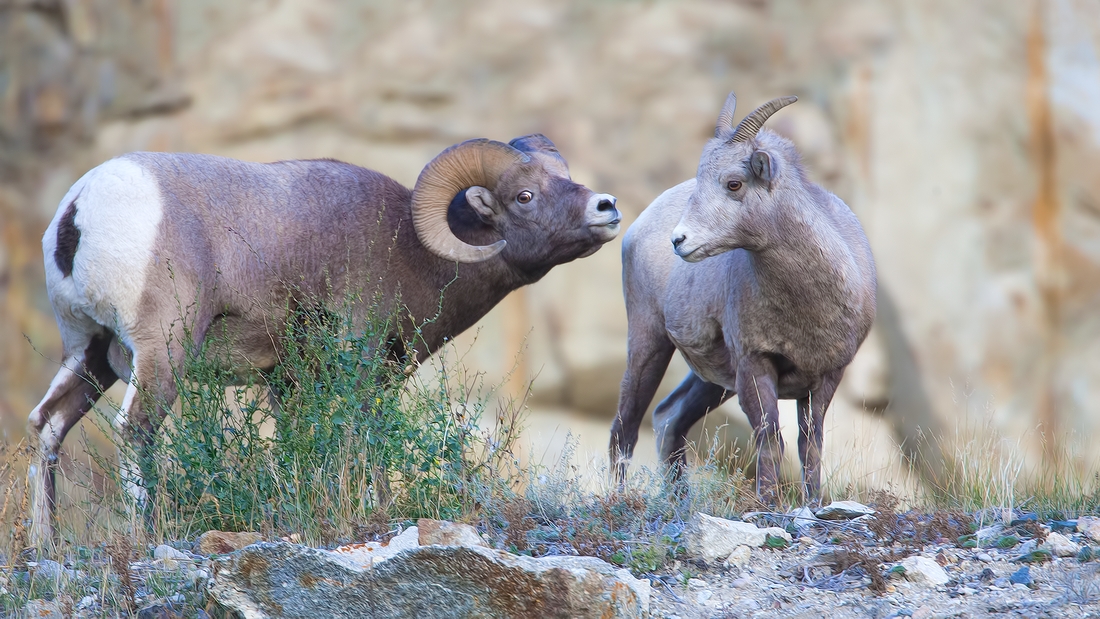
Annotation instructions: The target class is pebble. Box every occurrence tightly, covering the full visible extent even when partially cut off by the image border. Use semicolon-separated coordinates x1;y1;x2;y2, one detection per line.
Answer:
1078;516;1100;543
911;605;933;619
1043;531;1080;557
76;595;96;610
695;589;713;604
957;586;977;595
992;577;1010;588
1009;566;1031;586
687;577;708;590
725;545;751;568
977;552;993;562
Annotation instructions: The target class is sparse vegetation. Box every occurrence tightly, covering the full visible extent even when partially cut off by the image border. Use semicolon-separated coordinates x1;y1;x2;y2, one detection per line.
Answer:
1;298;1100;616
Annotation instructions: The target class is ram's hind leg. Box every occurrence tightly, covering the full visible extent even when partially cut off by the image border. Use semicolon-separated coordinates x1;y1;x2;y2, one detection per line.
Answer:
27;333;118;548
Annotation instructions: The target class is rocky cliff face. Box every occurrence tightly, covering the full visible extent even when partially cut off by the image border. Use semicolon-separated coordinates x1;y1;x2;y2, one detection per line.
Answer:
2;0;1098;485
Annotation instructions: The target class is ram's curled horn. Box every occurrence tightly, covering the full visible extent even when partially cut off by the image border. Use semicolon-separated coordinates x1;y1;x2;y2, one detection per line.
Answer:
715;92;738;137
731;95;798;143
411;138;529;263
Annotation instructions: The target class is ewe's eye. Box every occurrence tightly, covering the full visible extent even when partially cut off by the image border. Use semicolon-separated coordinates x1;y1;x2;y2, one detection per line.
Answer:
517;190;534;204
727;180;743;192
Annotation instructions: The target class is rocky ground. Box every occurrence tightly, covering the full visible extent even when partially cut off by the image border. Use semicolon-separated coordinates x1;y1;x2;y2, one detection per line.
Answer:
648;508;1100;619
10;508;1100;618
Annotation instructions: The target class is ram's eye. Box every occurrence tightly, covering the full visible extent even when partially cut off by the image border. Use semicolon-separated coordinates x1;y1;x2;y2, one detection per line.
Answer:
727;180;743;191
517;190;534;204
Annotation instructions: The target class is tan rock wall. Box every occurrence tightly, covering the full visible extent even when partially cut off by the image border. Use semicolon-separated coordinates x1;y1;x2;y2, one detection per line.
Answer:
1;0;1098;486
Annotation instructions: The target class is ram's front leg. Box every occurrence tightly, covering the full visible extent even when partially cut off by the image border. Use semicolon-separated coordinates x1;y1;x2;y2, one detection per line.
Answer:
735;354;784;505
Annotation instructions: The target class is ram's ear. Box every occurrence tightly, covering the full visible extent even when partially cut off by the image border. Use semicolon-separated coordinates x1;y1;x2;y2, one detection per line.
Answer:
750;150;779;187
465;186;500;222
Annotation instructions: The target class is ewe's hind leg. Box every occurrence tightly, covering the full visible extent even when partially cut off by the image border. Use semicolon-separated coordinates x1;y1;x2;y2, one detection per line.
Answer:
652;372;731;479
27;334;118;547
797;368;844;504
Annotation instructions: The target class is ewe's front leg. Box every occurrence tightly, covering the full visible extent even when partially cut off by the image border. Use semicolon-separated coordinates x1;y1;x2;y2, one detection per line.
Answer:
610;327;674;484
735;355;783;504
797;368;844;505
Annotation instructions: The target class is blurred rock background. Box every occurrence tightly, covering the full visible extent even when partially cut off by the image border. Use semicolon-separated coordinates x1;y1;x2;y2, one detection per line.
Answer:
1;0;1098;489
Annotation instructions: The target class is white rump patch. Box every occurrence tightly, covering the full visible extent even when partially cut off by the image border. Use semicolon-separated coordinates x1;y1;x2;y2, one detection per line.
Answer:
45;157;165;334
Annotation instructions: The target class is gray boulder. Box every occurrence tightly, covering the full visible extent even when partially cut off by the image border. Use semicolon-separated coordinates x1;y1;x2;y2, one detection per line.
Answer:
209;542;649;619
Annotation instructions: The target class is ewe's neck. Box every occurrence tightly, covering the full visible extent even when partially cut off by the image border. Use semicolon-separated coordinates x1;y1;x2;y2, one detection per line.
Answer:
747;204;851;307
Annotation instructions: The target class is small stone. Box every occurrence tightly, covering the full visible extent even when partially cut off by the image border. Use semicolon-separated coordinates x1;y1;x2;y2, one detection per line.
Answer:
787;506;818;530
331;526;421;567
978;567;995;582
417;519;487;548
1050;520;1077;533
1009;566;1031;586
798;536;818;546
681;513;791;563
958;586;977;595
975;525;1003;546
1009;513;1038;526
194;530;262;555
687;577;708;590
900;556;950;586
1012;583;1029;592
153;544;193;569
695;589;713;604
725;545;751;568
814;500;875;520
911;605;933;619
1077;516;1100;543
23;599;64;619
977;552;993;562
137;604;180;619
896;609;913;617
76;595;96;610
731;576;752;588
992;577;1010;588
1042;531;1080;557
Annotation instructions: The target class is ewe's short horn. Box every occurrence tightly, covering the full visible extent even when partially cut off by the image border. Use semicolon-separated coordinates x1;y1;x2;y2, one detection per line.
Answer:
411;139;528;263
715;92;738;137
731;96;798;143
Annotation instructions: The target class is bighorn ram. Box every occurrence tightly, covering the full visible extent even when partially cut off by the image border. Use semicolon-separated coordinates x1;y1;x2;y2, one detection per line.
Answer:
609;93;876;502
29;134;620;544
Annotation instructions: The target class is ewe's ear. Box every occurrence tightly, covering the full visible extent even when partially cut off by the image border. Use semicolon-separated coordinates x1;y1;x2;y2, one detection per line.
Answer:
750;150;779;186
465;186;500;221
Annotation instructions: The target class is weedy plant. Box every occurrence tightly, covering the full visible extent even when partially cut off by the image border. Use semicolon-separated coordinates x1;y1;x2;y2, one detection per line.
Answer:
70;290;530;547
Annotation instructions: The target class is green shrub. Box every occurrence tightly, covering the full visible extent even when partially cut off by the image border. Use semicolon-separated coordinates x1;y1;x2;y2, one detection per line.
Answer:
99;291;523;545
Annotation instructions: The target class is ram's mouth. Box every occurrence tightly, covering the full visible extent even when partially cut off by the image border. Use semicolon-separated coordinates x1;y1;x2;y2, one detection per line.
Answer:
589;218;621;240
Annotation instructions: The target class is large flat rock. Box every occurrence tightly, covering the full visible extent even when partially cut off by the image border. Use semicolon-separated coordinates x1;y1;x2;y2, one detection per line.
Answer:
209;541;649;619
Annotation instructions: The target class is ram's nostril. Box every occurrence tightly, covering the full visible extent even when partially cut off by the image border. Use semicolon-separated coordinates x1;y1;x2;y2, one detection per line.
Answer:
672;234;686;248
597;198;615;212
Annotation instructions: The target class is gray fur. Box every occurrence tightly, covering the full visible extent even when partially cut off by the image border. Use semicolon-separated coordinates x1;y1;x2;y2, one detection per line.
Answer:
609;94;876;503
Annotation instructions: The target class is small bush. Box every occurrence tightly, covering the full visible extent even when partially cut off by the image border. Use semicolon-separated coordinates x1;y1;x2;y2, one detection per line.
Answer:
93;291;525;545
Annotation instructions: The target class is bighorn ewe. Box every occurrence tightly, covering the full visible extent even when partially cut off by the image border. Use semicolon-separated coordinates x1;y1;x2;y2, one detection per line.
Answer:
29;134;620;544
609;93;876;502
